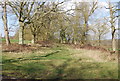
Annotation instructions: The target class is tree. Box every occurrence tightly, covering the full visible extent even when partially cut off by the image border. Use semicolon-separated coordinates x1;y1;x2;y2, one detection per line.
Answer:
28;1;65;44
107;2;118;51
2;1;11;45
81;2;97;44
94;18;109;46
8;1;36;44
71;3;82;44
69;1;97;45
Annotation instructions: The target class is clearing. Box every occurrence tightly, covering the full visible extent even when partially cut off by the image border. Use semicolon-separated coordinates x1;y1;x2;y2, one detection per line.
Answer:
2;44;118;79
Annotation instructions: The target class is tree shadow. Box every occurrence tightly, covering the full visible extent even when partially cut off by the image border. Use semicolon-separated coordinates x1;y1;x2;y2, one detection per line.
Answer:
41;51;60;57
2;50;60;64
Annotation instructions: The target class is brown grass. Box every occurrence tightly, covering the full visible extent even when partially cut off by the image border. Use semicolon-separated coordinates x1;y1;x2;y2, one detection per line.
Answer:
2;44;37;52
71;44;108;52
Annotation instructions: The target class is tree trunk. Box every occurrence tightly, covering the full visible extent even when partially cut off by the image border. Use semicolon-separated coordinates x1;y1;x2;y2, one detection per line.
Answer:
112;31;116;52
3;2;10;45
31;34;36;44
81;32;86;45
85;21;89;44
98;35;101;46
74;41;77;45
112;38;116;52
19;22;24;44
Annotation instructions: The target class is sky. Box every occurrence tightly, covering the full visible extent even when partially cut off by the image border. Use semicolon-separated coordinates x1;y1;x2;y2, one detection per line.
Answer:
0;0;120;39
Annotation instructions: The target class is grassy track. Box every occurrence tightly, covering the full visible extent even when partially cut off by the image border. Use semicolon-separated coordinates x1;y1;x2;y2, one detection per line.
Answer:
2;44;118;79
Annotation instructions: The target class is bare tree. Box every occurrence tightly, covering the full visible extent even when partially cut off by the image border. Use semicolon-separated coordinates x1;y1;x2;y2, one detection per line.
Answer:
94;18;110;46
107;2;118;52
8;1;36;44
2;1;11;45
71;1;97;45
27;1;65;44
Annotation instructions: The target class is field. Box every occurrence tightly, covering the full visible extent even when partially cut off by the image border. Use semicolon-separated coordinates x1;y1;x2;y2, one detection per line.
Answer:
2;43;118;79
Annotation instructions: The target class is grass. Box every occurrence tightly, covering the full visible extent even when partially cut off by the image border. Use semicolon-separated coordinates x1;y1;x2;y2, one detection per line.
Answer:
107;48;120;51
1;38;31;44
2;44;118;79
